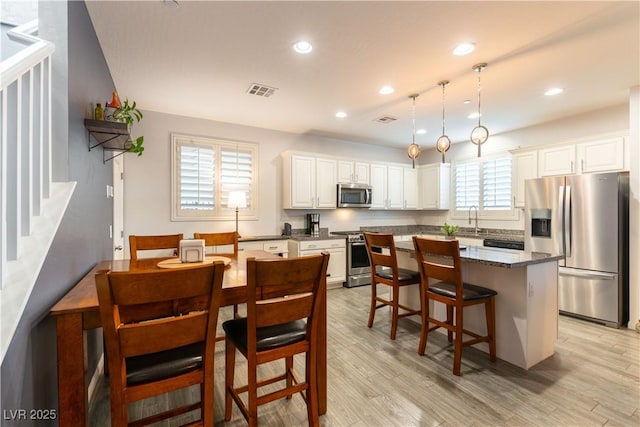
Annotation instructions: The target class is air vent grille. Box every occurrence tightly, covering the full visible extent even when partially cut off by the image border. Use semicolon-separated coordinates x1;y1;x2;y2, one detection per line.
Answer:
247;83;277;98
374;115;398;124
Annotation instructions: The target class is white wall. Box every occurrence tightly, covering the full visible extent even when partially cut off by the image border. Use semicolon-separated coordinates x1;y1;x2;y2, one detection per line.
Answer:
628;87;639;330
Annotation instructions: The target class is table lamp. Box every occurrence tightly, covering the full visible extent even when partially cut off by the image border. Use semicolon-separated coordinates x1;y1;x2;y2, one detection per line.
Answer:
228;191;247;238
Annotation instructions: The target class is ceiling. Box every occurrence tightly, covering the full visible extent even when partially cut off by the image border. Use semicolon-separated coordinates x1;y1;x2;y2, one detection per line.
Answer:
85;1;639;152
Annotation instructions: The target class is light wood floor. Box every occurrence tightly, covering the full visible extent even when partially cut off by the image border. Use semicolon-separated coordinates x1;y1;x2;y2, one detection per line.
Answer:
89;285;640;426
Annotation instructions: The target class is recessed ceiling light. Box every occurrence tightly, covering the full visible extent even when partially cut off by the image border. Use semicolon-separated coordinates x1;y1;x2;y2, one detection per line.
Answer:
416;129;427;135
379;85;395;95
468;112;481;119
453;42;475;56
293;40;313;54
545;87;564;96
463;99;472;104
335;111;347;118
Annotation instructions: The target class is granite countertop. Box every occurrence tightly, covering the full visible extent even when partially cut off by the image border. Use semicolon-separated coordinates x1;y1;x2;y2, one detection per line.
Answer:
394;240;562;269
239;232;345;242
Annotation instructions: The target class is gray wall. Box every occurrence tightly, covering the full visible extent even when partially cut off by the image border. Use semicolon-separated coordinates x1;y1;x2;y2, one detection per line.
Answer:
1;1;113;423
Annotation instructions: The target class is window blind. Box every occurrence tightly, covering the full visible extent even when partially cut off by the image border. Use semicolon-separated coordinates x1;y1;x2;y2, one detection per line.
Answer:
454;156;512;214
172;134;257;220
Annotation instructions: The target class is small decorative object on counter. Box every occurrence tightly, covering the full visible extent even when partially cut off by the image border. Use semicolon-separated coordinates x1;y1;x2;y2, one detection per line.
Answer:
94;103;104;120
441;222;459;239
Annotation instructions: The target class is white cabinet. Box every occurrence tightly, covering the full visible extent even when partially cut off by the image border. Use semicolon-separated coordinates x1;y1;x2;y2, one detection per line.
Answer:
369;163;419;210
288;239;346;288
370;163;388;209
538;145;576;176
338;161;370;184
387;165;404;209
403;167;418;209
239;239;289;257
282;152;337;209
577;137;626;173
512;152;538;208
419;163;450;210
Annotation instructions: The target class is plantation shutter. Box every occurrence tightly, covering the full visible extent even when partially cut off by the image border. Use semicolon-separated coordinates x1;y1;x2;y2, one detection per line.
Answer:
179;143;215;211
455;161;480;210
220;146;253;211
483;157;512;210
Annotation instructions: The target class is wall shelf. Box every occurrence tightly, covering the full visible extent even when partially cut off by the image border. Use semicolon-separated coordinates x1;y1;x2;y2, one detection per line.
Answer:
84;119;131;163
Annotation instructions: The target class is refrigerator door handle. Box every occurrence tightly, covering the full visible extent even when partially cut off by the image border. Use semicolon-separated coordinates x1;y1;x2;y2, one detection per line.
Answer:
564;185;571;257
558;267;616;280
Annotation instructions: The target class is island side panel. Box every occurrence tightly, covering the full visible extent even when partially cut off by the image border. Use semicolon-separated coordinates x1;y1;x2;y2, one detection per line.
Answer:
396;250;559;370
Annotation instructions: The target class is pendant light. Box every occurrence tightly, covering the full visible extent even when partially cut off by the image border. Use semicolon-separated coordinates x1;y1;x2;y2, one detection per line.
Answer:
435;80;451;163
407;94;420;168
470;63;489;157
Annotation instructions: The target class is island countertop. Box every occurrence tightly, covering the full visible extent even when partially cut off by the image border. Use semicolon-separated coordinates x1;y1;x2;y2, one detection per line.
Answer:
394;240;563;269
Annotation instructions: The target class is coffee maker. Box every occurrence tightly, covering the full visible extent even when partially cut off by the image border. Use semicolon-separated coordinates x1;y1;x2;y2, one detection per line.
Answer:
306;213;320;237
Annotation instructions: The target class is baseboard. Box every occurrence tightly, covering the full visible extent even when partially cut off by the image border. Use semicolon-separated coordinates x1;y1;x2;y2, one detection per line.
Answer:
88;352;105;404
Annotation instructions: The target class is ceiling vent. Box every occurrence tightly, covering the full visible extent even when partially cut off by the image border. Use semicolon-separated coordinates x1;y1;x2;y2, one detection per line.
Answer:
374;115;398;124
247;83;277;98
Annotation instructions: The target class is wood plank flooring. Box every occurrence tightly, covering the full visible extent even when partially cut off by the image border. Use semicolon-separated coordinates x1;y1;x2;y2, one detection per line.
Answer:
89;285;640;426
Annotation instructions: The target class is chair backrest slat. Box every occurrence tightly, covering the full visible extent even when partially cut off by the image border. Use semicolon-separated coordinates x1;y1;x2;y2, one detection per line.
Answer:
129;234;183;261
246;254;329;339
364;232;399;274
194;232;238;258
412;237;463;294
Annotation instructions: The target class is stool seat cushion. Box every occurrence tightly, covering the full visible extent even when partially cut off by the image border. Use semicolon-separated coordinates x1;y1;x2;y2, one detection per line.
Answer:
376;266;420;282
223;318;306;352
429;281;498;301
126;342;203;386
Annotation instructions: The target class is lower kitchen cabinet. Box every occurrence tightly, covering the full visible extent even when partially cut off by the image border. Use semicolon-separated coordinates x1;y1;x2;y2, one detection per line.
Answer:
288;239;346;288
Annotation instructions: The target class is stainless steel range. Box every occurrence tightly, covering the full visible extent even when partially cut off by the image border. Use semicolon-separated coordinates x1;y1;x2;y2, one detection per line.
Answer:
330;231;374;288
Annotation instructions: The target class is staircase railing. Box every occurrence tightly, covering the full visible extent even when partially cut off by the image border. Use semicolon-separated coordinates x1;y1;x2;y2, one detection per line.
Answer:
1;20;76;361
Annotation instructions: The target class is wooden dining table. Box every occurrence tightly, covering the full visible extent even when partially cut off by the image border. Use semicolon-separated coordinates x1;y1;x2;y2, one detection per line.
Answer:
50;250;328;426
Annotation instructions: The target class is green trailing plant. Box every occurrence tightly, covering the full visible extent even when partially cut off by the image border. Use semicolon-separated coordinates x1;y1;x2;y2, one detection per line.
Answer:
112;99;144;156
441;222;459;237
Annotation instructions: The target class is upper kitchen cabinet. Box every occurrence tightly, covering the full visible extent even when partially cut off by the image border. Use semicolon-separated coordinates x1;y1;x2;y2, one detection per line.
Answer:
338;160;370;184
370;163;388;209
418;163;450;210
370;163;418;210
403;167;418;209
282;152;337;209
512;152;538;208
538;145;576;176
576;136;627;174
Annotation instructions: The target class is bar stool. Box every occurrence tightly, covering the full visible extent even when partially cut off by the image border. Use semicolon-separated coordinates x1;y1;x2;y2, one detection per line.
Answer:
364;232;421;340
412;236;497;376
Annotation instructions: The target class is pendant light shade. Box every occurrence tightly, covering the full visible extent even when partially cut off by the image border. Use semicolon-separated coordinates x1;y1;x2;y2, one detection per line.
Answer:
407;93;420;168
435;80;451;163
470;63;489;157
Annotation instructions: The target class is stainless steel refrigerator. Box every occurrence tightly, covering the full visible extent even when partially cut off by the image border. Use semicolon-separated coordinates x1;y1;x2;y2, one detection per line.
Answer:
524;172;629;327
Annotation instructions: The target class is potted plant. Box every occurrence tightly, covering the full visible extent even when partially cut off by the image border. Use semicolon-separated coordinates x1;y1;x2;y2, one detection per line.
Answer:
111;98;144;156
441;222;459;239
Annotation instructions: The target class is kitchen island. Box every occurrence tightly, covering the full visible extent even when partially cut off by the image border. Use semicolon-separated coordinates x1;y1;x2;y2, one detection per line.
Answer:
394;241;563;370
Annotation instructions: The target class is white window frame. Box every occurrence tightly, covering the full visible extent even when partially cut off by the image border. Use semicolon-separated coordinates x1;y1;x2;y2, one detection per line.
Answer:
171;133;258;221
451;154;518;221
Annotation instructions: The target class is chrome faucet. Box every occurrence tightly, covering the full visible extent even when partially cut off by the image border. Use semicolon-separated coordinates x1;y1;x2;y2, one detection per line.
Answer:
468;205;479;234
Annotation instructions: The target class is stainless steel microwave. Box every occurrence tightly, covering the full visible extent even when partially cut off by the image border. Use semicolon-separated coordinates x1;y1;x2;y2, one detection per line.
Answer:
337;183;372;208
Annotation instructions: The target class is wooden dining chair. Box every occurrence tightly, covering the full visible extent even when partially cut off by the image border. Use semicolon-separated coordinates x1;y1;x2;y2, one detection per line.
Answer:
128;234;183;261
95;262;226;426
194;231;239;259
363;232;421;340
412;236;497;376
195;231;241;331
223;253;329;427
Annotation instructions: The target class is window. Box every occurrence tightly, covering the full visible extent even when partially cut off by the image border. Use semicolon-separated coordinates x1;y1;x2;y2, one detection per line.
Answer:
454;156;514;218
171;134;258;221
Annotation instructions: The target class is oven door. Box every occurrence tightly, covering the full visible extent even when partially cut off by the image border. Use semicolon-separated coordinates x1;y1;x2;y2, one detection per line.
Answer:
348;241;370;276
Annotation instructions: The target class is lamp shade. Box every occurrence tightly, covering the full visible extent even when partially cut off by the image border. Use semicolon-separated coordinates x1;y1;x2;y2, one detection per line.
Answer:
228;191;247;209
